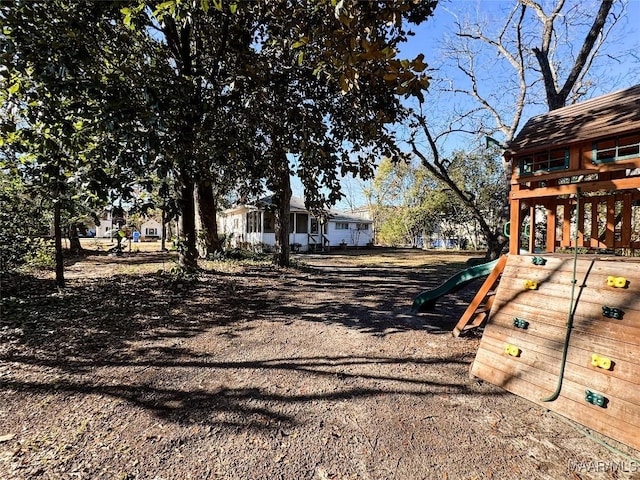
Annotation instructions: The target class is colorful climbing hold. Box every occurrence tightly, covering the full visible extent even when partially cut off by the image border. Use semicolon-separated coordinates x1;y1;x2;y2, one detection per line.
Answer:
513;318;529;329
585;389;607;408
504;344;521;357
523;280;538;290
591;353;613;370
606;276;628;288
531;256;547;266
602;306;624;320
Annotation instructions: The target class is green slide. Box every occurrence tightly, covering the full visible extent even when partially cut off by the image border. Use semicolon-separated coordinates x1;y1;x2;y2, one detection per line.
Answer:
411;258;499;313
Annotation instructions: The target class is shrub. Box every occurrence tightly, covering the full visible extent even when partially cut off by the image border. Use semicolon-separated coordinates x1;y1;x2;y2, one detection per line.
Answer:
23;238;56;270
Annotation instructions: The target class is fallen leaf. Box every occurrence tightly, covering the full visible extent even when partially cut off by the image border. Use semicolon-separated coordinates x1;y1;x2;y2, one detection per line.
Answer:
317;467;330;480
0;434;15;443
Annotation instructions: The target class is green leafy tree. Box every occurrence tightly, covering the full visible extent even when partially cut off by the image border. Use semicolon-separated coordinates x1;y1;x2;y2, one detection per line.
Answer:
1;0;152;286
0;168;51;273
235;0;436;266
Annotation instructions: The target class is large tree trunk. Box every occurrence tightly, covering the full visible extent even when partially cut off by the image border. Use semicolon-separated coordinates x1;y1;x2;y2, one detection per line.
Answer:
179;177;199;270
532;0;614;111
485;231;508;260
271;159;292;268
53;201;65;288
196;180;222;257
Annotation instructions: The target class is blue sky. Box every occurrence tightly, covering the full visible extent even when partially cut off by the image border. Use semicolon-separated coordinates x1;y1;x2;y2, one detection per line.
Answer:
292;0;640;209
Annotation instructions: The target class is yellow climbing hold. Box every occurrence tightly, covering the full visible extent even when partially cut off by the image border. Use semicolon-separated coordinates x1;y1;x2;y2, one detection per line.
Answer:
607;276;627;288
591;353;612;370
523;280;538;290
504;344;521;357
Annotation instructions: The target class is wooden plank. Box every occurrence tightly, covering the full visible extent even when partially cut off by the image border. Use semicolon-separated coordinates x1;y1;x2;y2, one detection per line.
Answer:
484;316;640;360
606;196;616;247
471;354;640;451
510;176;640;200
484;323;640;383
590;200;600;248
494;277;640;305
546;203;557;253
491;297;640;332
477;338;640;411
496;259;640;295
562;201;572;247
452;255;507;337
512;160;640;185
622;193;632;246
472;349;640;432
473;347;640;433
480;326;640;388
509;193;522;255
577;198;585;249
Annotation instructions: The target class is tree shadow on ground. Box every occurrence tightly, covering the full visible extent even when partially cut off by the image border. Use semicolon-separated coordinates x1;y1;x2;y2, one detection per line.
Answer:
1;254;498;429
0;353;504;429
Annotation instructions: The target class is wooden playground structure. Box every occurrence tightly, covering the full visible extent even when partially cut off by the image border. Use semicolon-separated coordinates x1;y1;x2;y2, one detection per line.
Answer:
469;84;640;452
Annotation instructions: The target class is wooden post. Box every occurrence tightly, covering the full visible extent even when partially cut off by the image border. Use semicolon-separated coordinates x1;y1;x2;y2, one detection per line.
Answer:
606;196;615;248
591;200;600;248
546;200;556;253
622;193;632;247
509;193;522;255
577;196;585;248
562;200;572;248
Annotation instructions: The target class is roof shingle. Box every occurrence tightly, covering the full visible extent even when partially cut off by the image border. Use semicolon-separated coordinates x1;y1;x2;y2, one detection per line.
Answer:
507;84;640;156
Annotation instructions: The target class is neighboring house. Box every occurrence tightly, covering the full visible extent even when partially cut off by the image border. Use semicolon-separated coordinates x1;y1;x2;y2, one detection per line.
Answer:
140;219;163;240
219;196;373;252
95;210;117;238
94;209;163;240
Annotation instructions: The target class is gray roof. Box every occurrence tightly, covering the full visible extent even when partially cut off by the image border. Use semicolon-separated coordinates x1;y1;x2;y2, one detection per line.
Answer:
507;84;640;156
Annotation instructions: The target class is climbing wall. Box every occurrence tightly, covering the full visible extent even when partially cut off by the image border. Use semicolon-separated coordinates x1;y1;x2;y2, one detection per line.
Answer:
471;254;640;451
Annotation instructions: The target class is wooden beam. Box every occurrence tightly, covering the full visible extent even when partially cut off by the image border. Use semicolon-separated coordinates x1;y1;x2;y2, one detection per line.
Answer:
511;176;640;200
512;158;640;185
452;255;507;337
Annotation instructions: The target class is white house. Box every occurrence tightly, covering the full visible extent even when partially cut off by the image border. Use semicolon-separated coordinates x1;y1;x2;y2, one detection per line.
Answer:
140;219;163;240
219;196;373;252
95;210;119;238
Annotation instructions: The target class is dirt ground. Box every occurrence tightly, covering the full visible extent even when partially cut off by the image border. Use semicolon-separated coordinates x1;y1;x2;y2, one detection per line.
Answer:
1;247;639;480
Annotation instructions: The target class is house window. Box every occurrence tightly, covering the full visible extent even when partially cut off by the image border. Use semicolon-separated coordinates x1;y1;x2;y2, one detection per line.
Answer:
518;148;569;175
246;212;261;233
296;213;308;233
593;133;640;164
146;228;157;236
264;212;275;233
357;223;369;231
335;222;349;230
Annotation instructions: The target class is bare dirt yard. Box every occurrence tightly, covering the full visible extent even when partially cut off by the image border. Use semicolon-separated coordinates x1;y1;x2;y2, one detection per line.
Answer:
1;246;639;480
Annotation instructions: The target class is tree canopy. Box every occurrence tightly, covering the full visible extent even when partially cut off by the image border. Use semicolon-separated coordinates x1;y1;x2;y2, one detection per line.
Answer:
1;0;436;278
